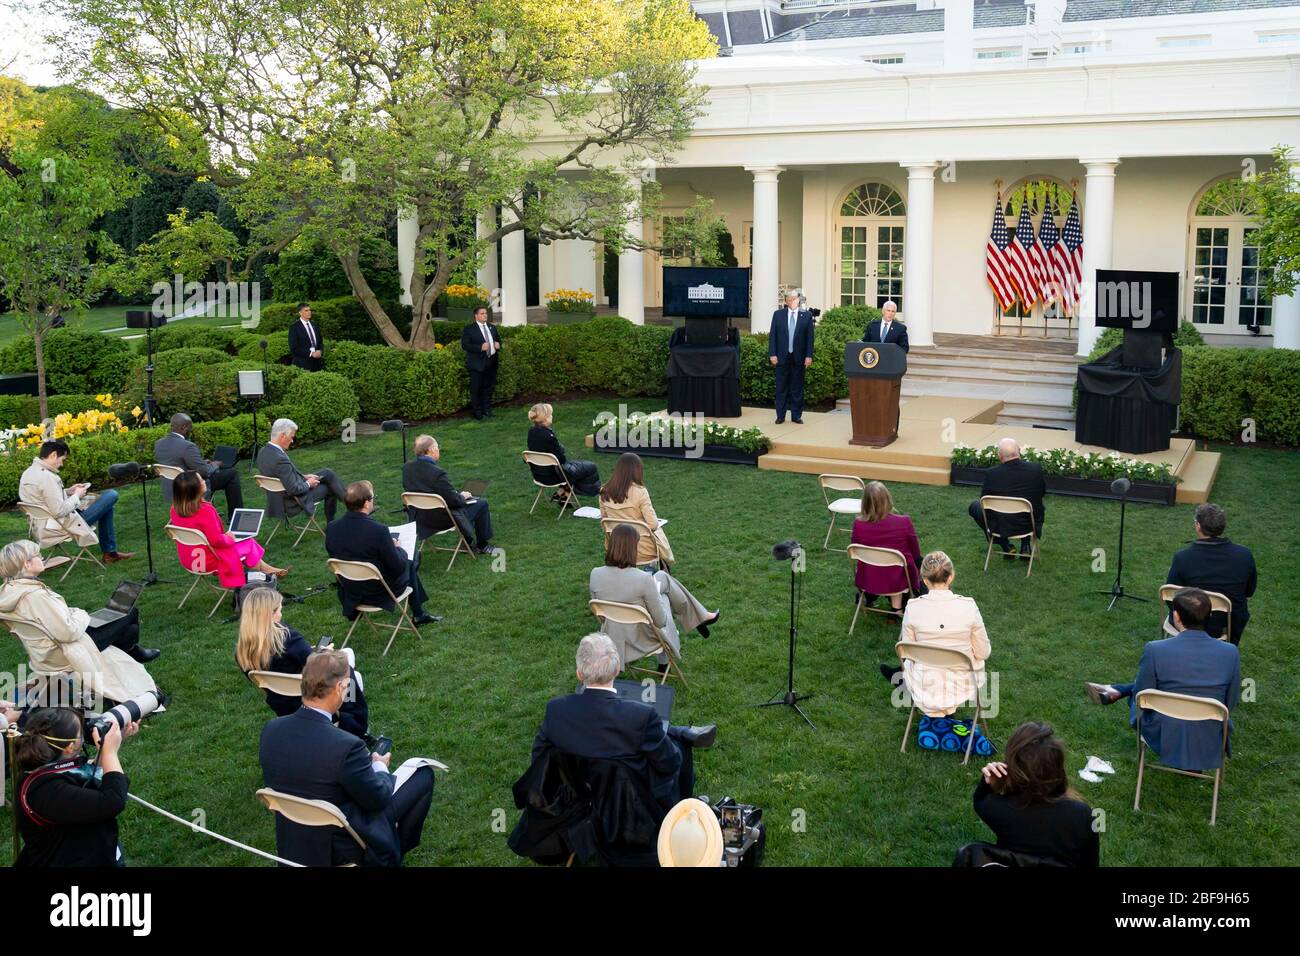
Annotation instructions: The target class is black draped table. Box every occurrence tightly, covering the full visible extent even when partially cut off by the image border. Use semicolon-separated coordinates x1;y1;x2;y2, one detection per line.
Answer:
666;329;741;417
1075;346;1181;454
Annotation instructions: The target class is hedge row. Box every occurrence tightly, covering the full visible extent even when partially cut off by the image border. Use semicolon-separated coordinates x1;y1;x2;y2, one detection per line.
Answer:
0;328;135;395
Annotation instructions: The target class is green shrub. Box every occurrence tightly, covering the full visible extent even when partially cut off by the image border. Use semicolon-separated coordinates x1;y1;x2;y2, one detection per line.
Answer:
191;414;256;457
265;236;401;303
147;325;243;355
323;341;410;419
146;347;233;377
400;348;467;421
258;296;412;345
0;395;37;428
237;331;291;365
0;327;134;394
281;372;359;444
121;361;241;423
817;305;878;347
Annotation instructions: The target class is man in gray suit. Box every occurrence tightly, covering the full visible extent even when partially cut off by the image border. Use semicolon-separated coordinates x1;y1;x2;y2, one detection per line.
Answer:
255;418;347;522
154;413;244;518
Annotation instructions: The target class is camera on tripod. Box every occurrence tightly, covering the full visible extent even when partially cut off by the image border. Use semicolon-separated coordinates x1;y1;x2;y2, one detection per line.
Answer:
699;795;766;867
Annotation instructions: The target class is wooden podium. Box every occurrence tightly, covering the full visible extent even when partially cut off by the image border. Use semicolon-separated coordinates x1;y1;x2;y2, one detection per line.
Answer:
844;342;907;447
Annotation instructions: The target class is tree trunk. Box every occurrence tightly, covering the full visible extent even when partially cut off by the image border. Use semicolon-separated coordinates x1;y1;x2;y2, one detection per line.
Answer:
337;250;409;349
33;327;48;421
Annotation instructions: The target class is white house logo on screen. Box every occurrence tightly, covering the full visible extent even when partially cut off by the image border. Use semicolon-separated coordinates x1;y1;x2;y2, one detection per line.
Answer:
686;282;725;302
50;886;152;936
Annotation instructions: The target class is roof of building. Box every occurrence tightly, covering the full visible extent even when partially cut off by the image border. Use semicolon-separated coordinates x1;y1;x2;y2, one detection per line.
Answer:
766;7;945;43
1064;0;1300;21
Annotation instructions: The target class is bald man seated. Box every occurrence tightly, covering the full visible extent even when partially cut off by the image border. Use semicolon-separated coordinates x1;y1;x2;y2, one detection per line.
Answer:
967;438;1046;555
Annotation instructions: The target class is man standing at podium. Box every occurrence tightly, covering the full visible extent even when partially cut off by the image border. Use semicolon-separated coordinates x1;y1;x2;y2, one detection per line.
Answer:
863;300;909;353
768;290;815;424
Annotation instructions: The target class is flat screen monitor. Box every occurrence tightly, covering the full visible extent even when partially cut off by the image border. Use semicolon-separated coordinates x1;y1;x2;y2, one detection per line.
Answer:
662;266;750;318
1095;270;1179;332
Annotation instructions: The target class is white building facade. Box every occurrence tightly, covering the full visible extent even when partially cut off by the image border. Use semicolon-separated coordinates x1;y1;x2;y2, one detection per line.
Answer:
411;0;1300;355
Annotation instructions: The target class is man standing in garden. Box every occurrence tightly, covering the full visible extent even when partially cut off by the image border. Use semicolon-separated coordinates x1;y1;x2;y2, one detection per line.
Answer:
289;302;324;371
461;305;502;420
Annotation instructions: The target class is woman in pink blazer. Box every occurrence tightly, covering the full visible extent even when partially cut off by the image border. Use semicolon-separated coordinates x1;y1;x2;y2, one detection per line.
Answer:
850;480;923;611
169;471;287;588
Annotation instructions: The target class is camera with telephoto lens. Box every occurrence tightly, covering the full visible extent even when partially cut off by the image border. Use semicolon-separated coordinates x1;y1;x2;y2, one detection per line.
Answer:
85;690;168;741
699;795;766;867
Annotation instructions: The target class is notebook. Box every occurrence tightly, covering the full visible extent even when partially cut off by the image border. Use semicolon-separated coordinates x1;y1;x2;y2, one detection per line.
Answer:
460;478;491;498
228;508;265;541
86;580;145;628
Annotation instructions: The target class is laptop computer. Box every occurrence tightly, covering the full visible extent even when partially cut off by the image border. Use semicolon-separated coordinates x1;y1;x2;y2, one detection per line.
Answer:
212;445;239;468
460;478;491;498
86;580;144;628
573;678;675;722
228;508;265;541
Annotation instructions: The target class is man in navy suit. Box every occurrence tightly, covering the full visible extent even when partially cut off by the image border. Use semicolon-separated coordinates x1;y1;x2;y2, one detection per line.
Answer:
287;302;324;371
260;651;434;866
460;305;502;419
968;437;1047;555
325;480;438;628
767;290;815;424
1085;588;1241;772
534;634;717;806
1166;503;1256;644
863;299;909;353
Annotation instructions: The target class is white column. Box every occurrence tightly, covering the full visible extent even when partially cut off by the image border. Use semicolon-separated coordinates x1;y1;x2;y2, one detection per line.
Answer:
476;208;499;302
901;161;939;348
556;238;597;296
1271;160;1300;350
618;168;651;324
801;170;828;310
500;199;527;326
747;165;783;333
1076;158;1120;356
396;207;419;307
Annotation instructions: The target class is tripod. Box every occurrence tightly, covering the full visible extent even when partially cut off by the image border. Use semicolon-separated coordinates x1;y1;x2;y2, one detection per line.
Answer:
131;468;161;586
1097;477;1148;611
756;549;815;729
381;420;410;514
142;321;160;427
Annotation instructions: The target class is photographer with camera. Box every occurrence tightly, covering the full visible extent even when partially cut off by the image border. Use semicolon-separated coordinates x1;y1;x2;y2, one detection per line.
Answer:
13;706;139;867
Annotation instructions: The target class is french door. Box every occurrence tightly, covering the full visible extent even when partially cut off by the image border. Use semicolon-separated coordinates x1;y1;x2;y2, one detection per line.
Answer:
1187;221;1272;332
837;221;904;315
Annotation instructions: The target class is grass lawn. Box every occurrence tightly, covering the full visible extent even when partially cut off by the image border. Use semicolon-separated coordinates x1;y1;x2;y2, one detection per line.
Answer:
0;395;1295;866
0;306;250;346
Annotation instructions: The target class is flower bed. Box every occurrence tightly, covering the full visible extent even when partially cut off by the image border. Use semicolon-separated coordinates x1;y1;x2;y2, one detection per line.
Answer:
0;394;140;454
949;443;1178;505
589;411;770;465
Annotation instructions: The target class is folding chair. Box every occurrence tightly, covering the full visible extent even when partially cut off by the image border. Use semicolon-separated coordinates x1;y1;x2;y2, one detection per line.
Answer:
247;670;304;699
895;639;987;766
400;492;477;571
589;598;686;687
1157;585;1233;642
522;451;577;518
599;517;670;571
1133;689;1231;825
848;544;916;633
819;474;865;551
17;499;104;582
152;463;183;482
164;524;232;618
326;558;420;657
254;475;326;548
256;788;366;866
979;495;1040;577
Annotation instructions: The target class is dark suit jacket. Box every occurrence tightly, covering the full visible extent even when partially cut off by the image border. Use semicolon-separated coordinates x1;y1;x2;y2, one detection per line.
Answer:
980;458;1047;539
533;688;682;806
259;707;400;866
1166;538;1256;641
527;425;568;484
154;430;217;505
1129;629;1240;771
768;308;815;364
864;318;910;353
325;511;410;619
288;319;324;371
461;321;502;372
402;455;468;538
255;442;313;518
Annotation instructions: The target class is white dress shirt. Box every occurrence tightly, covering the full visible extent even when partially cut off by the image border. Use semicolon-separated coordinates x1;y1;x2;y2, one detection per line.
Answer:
477;320;495;356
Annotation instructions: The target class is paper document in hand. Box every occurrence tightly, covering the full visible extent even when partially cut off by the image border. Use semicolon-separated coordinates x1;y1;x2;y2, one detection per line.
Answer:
393;756;449;792
389;522;417;561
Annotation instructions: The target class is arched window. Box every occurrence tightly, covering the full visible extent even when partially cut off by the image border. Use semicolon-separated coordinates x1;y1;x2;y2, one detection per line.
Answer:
836;181;906;311
840;182;906;217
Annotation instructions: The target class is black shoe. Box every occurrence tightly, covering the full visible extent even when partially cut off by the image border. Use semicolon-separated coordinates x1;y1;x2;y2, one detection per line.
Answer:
696;610;720;639
474;544;497;556
412;613;442;627
484;409;494;418
774;417;785;425
792;417;803;424
679;724;717;749
129;647;161;664
879;663;902;683
472;412;483;420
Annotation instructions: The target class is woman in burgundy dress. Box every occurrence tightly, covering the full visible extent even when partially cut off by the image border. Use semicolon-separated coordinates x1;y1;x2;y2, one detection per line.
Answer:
169;470;287;587
850;480;923;612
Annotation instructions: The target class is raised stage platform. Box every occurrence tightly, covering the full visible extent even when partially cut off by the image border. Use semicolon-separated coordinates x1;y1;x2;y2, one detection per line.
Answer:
647;397;1220;504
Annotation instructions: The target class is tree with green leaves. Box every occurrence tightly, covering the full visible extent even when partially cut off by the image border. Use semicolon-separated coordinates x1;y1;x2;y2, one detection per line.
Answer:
53;0;717;350
1246;146;1300;301
0;84;141;418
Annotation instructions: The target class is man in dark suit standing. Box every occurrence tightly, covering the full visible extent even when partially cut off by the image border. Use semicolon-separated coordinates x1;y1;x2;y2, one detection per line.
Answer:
1166;503;1256;644
967;437;1046;555
767;290;815;424
325;481;437;627
288;302;324;371
534;634;716;806
460;305;502;419
255;418;347;522
402;434;495;554
154;412;243;517
863;299;909;353
1085;588;1240;773
260;651;434;866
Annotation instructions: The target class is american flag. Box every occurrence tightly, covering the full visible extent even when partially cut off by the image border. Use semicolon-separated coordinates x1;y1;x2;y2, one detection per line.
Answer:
1054;194;1084;316
1038;200;1062;309
1009;201;1042;308
985;195;1018;311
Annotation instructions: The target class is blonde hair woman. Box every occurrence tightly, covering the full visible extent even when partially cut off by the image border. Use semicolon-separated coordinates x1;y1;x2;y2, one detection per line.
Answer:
850;481;923;611
882;551;990;717
236;587;369;739
527;402;601;502
0;540;158;706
